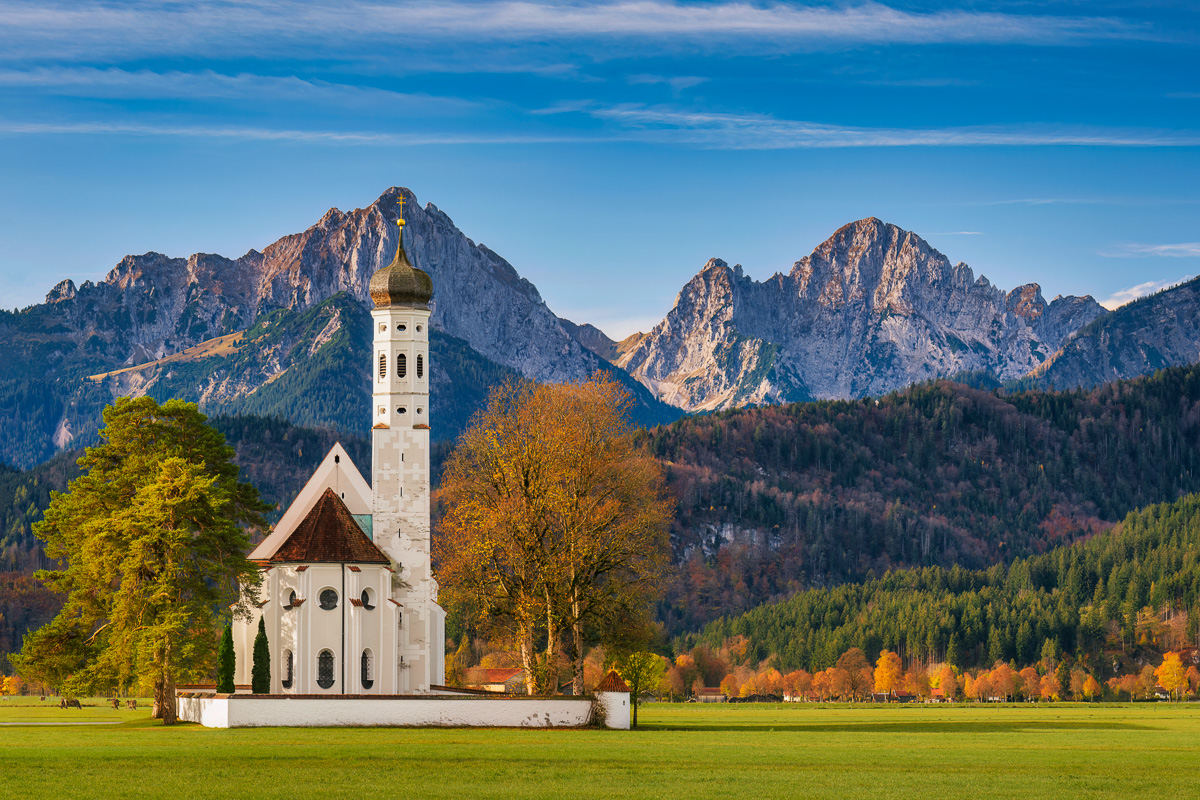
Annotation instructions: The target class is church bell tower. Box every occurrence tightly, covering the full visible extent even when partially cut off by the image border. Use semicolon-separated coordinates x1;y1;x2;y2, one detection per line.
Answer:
368;194;443;690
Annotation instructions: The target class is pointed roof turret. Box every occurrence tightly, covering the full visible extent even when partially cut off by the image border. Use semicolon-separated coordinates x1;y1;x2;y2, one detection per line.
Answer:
370;194;433;309
264;488;389;564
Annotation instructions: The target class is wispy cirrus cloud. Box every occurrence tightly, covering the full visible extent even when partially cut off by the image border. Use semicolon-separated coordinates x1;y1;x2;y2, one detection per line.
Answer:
0;1;1160;64
1100;275;1194;309
583;105;1200;149
0;67;479;112
1100;242;1200;258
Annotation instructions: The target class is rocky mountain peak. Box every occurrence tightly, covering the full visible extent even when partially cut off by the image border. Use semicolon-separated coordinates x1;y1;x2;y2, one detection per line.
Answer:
45;279;76;303
1007;283;1047;320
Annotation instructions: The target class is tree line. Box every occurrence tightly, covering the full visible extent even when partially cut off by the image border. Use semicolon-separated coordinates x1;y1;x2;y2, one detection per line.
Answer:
684;490;1200;685
644;363;1200;634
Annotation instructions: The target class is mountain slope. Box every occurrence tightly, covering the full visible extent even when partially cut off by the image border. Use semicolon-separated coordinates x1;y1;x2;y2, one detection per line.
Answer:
619;218;1106;411
647;363;1200;633
696;491;1200;675
1032;276;1200;389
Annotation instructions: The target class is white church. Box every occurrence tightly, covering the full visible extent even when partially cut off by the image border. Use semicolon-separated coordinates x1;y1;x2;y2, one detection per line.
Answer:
231;209;445;694
179;203;629;728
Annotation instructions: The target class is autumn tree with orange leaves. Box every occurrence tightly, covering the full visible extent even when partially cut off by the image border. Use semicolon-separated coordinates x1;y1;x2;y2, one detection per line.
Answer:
436;377;673;695
873;650;903;694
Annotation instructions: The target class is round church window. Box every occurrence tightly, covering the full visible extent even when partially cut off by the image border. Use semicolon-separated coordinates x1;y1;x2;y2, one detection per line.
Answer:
319;589;339;610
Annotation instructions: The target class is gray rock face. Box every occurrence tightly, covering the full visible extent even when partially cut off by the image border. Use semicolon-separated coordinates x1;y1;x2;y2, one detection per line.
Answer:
38;187;599;384
1033;276;1200;389
618;218;1108;411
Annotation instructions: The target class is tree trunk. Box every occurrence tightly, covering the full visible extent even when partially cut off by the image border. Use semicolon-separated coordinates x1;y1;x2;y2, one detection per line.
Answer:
152;678;164;719
520;626;537;696
570;583;586;697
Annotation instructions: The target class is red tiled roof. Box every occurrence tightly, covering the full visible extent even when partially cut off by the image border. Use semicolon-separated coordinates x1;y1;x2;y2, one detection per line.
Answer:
477;668;523;684
597;670;630;692
268;488;389;564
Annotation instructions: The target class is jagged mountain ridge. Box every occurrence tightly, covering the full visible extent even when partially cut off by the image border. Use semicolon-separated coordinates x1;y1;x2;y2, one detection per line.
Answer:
0;187;679;467
617;218;1108;411
1031;275;1200;390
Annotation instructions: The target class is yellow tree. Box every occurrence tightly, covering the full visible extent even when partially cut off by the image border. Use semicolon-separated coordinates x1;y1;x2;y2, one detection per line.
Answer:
873;650;903;694
937;665;959;701
437;377;671;695
1155;652;1187;700
1082;674;1101;701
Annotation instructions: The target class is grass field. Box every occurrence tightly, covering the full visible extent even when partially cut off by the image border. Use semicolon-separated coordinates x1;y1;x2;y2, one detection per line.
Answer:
1;699;1197;799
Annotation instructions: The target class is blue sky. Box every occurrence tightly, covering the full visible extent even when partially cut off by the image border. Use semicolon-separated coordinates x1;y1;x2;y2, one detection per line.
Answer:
1;1;1197;337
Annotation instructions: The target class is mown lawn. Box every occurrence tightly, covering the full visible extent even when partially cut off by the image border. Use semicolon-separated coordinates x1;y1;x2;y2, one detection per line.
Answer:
1;700;1196;799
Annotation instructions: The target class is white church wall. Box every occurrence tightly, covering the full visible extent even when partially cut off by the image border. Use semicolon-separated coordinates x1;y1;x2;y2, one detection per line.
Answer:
176;694;626;729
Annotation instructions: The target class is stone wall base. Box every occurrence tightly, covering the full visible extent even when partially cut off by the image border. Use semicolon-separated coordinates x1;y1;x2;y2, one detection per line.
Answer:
176;691;630;729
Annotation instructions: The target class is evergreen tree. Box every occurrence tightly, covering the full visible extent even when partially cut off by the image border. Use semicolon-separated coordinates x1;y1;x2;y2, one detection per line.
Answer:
217;624;235;694
11;397;269;724
946;633;962;668
251;617;271;694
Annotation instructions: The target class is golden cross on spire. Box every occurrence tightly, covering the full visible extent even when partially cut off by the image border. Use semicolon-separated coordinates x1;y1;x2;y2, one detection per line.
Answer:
396;196;406;229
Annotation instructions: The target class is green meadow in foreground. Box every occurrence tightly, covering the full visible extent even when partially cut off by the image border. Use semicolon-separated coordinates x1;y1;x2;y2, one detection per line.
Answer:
1;700;1197;799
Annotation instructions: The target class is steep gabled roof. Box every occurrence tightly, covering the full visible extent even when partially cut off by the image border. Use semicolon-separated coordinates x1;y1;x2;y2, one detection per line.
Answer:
249;443;371;561
266;488;389;564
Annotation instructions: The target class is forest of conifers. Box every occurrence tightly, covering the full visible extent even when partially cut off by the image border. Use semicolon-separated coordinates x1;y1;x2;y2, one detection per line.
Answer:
647;363;1200;633
692;491;1200;678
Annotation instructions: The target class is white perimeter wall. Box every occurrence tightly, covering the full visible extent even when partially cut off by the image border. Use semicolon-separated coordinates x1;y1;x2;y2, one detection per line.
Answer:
177;694;630;729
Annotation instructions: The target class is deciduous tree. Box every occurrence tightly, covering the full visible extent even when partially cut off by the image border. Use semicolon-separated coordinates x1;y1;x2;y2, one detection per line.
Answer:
873;649;902;694
615;651;665;727
437;378;672;695
1155;652;1186;700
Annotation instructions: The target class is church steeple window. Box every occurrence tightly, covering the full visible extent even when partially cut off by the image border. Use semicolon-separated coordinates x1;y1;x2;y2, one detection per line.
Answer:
417;354;424;378
378;353;387;380
397;353;407;378
317;650;335;689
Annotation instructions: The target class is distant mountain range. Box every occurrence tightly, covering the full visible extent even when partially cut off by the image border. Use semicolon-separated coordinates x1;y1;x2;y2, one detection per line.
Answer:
0;188;677;468
2;190;1198;468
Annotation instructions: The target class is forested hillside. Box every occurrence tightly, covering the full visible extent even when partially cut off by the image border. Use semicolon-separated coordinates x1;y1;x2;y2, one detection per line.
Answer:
650;364;1200;633
693;492;1200;680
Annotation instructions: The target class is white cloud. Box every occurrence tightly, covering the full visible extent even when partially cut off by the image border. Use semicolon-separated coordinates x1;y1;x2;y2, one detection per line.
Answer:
1100;242;1200;258
926;231;983;236
583;105;1200;149
0;67;479;113
0;1;1158;64
627;74;710;92
1100;275;1194;310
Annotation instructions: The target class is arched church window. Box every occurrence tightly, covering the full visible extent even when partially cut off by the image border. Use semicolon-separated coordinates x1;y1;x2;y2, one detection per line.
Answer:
284;590;297;610
378;352;387;380
397;353;407;378
361;588;376;610
416;354;424;378
319;588;339;610
282;650;294;689
361;650;374;690
317;650;335;689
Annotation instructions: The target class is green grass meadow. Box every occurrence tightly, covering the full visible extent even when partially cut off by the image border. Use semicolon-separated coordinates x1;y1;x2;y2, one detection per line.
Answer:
1;699;1197;799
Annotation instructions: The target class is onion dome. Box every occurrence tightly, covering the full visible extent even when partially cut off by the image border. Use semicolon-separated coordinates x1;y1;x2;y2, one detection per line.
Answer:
370;204;432;308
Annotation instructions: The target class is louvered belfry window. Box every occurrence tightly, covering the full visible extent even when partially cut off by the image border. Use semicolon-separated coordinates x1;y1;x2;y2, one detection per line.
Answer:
378;352;386;380
416;354;424;378
397;352;407;378
317;650;335;689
